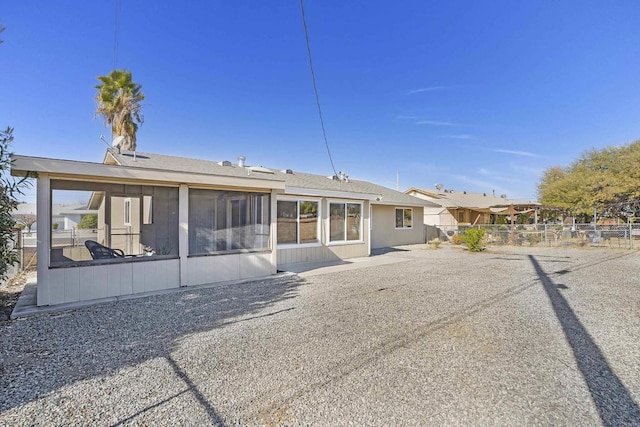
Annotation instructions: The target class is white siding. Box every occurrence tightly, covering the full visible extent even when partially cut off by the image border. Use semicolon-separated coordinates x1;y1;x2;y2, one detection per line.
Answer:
39;259;180;306
186;252;275;287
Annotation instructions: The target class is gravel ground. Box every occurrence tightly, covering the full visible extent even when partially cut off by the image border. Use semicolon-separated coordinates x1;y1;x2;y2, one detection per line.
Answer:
1;245;639;426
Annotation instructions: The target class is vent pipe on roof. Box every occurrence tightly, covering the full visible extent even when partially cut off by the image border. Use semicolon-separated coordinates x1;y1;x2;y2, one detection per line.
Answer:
492;189;496;197
237;156;246;168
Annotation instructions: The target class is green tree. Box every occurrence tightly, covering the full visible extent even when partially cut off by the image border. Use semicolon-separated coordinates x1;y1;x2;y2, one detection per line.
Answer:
95;69;144;151
78;213;98;229
537;140;640;220
1;128;30;281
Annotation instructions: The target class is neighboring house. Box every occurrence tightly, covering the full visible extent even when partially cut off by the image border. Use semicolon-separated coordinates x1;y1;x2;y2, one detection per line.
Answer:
406;187;540;230
56;206;98;230
11;150;435;307
13;202;96;231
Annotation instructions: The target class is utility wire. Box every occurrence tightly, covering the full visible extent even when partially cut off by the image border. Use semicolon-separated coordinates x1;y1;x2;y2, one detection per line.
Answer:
299;0;338;177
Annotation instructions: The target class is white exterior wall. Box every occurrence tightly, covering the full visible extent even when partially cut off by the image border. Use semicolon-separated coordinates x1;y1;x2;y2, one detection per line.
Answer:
277;197;369;269
44;259;180;305
185;252;275;286
371;205;425;249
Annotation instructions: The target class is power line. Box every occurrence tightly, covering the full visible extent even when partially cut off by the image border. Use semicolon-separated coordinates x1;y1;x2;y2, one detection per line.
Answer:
299;0;338;177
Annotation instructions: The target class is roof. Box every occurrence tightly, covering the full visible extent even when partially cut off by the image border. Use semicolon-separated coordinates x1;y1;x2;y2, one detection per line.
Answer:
12;153;286;191
406;187;540;210
109;150;437;207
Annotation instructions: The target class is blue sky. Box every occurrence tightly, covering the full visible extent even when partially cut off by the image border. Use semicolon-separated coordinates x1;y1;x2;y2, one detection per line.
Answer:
3;1;640;203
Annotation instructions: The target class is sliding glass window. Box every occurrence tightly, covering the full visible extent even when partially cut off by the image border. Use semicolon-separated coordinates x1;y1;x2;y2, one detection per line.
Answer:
329;202;362;242
277;200;319;245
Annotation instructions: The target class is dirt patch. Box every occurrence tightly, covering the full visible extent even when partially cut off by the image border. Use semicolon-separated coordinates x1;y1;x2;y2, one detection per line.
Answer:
0;270;32;322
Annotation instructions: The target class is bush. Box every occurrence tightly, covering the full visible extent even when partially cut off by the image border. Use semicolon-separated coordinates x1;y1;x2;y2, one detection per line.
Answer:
451;234;463;245
428;238;442;249
78;213;98;229
525;233;541;245
462;228;485;252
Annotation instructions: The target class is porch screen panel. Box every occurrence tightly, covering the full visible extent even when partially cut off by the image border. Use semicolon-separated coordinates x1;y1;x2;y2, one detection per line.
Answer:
49;180;178;266
189;189;271;255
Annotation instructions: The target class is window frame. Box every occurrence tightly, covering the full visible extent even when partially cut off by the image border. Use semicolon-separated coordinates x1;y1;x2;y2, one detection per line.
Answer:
327;199;364;245
276;197;322;248
395;207;413;229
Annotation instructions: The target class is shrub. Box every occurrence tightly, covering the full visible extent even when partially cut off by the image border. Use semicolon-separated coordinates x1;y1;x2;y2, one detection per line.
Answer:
525;233;541;245
462;228;485;252
78;213;98;229
451;234;463;245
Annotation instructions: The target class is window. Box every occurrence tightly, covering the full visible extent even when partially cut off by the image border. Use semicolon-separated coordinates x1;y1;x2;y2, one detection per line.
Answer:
123;198;132;226
395;208;413;229
277;200;319;245
329;202;362;242
458;211;465;223
50;181;179;266
189;189;270;255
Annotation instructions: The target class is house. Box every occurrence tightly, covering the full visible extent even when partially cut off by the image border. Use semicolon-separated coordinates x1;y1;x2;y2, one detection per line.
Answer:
13;202;96;231
406;187;540;232
11;150;435;307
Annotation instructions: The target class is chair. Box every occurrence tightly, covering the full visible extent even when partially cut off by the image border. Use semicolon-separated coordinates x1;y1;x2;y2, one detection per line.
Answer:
85;240;125;260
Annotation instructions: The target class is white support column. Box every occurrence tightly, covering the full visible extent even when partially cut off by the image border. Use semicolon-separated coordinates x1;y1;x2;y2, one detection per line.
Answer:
36;174;50;306
270;189;278;273
178;184;189;286
366;201;371;256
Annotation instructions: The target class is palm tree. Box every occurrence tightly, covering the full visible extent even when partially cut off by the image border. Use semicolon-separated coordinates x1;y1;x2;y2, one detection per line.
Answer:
95;69;144;151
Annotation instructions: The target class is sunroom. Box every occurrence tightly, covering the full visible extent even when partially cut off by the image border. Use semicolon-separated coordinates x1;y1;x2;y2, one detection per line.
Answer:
11;153;285;307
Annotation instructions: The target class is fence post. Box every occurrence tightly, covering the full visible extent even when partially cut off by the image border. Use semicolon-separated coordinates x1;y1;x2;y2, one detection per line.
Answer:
630;220;634;250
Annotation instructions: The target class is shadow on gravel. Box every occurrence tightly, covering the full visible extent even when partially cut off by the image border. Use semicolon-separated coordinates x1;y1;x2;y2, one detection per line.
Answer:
529;255;640;426
371;247;410;256
0;274;306;424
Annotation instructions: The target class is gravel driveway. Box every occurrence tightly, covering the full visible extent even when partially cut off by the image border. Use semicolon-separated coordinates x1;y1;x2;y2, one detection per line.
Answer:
1;246;639;426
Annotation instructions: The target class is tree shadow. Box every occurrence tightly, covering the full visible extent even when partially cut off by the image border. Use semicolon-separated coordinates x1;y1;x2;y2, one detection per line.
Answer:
0;274;306;424
528;255;640;426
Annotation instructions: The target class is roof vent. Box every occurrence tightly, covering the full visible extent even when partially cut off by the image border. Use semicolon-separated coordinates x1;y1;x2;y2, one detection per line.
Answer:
483;193;487;196
282;169;294;174
218;160;232;167
338;171;349;182
237;156;246;168
463;191;467;194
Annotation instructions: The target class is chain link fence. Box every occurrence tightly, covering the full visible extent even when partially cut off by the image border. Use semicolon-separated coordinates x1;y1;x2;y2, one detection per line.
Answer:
426;223;640;249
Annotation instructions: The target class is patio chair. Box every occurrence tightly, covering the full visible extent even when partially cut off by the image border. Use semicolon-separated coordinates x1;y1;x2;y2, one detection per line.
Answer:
85;240;126;259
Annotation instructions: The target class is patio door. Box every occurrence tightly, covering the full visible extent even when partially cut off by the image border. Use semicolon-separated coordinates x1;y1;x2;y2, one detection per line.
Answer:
110;196;141;254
